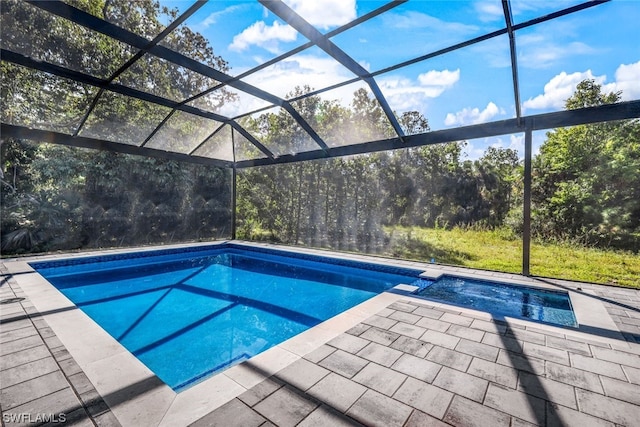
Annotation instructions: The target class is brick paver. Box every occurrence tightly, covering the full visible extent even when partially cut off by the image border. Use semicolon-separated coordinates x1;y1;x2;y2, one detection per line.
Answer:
447;323;484;341
507;328;547;346
415;317;452;333
390;353;441;383
358;327;399;345
443;395;510;427
327;334;369;354
484;383;546;425
389;335;432;357
356;342;403;367
0;266;120;427
426;345;473;371
622;364;640;384
190;399;266;427
275;358;329;392
455;338;499;361
569;353;627;380
518;371;577;409
352;363;406;397
393;377;453;419
346;390;412;427
591;345;640;367
522;342;570;365
440;312;473;327
297;405;361;427
497;348;546;375
546;335;591;356
432;366;488;403
388;321;426;339
600;376;640;405
253;386;318;427
467;357;518;388
576;388;640;426
545;361;604;394
546;402;615;427
307;373;366;413
317;350;368;378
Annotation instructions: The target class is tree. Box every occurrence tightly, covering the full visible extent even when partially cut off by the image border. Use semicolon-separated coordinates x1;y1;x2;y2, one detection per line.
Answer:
378;111;430;225
399;111;430;135
351;88;396;141
532;79;640;250
475;147;519;226
1;0;234;253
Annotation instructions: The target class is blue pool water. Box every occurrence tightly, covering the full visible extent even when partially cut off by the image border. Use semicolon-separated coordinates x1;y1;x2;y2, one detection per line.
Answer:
413;276;577;327
31;245;418;391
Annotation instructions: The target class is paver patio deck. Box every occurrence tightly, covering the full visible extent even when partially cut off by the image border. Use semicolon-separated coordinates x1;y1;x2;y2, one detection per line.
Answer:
188;292;640;427
0;264;121;427
1;244;639;426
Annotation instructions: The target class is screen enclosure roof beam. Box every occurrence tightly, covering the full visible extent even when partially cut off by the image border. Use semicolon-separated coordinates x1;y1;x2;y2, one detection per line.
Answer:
260;0;406;141
3;101;637;170
235;0;608;123
1;49;276;160
1;123;233;169
27;0;329;154
235;100;640;168
502;0;522;123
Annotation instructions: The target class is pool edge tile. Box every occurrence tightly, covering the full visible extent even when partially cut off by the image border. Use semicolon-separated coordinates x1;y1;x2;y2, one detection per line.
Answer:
158;373;246;427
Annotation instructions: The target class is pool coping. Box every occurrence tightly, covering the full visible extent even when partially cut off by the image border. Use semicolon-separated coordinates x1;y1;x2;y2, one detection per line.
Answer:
1;240;628;426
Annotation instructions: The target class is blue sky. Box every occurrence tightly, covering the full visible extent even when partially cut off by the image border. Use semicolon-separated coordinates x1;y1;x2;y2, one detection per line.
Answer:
159;0;640;158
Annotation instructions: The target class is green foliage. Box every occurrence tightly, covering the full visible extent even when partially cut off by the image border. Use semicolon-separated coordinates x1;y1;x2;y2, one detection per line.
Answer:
386;226;639;288
236;92;525;254
1;0;235;142
532;79;640;251
234;80;638;287
1;0;233;254
1;140;231;253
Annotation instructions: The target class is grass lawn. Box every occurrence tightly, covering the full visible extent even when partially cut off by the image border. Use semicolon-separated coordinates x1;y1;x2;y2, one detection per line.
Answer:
386;226;640;289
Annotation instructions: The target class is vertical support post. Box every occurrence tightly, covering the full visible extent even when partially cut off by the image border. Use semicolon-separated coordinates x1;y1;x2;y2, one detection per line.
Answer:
231;129;237;240
522;123;533;276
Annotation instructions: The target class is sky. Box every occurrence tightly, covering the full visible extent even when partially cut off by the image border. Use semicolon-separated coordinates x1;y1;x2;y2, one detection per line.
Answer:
158;0;640;159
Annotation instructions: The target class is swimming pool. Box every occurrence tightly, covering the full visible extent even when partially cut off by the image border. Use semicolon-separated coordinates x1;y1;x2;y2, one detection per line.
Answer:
413;275;577;327
31;244;420;391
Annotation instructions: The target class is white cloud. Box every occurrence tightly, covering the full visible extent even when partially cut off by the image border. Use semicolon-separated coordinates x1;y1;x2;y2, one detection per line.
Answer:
388;11;478;34
377;69;460;112
199;5;243;28
229;21;297;53
518;39;596;69
523;61;640;112
508;134;525;153
610;60;640;101
476;0;581;22
418;69;460;87
511;0;582;14
471;40;511;68
236;66;462;119
523;70;605;111
474;1;504;22
283;0;356;30
444;102;503;126
229;55;363;116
